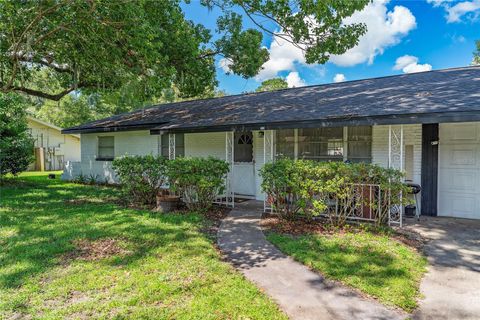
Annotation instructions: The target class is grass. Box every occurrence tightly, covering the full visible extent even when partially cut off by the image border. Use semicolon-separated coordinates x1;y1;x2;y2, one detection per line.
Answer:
267;229;427;312
0;172;286;319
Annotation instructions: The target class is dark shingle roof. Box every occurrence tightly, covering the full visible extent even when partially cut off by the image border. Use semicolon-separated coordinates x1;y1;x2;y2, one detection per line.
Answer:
62;66;480;134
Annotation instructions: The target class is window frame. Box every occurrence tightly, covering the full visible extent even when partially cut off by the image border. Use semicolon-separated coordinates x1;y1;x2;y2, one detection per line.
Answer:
273;126;372;163
96;136;115;161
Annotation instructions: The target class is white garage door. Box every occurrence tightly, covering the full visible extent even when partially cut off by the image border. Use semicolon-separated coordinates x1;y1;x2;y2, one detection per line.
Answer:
438;122;480;219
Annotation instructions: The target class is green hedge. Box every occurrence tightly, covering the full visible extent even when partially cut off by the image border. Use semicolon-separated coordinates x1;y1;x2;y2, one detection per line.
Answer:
112;155;230;211
112;155;168;206
260;159;410;225
166;157;229;212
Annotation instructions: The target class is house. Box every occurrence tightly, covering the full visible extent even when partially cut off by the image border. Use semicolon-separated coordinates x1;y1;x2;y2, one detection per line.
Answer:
62;66;480;220
28;116;81;171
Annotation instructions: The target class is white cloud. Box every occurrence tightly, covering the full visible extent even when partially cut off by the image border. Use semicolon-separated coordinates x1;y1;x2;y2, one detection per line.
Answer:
286;72;306;88
428;0;480;23
255;35;306;81
333;73;346;83
219;58;233;73
394;55;432;73
329;1;416;67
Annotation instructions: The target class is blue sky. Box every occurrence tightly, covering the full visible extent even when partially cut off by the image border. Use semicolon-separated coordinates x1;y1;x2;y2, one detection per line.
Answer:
182;0;480;94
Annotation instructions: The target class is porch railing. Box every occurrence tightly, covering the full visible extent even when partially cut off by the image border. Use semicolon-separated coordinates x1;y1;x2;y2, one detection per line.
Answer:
265;183;403;226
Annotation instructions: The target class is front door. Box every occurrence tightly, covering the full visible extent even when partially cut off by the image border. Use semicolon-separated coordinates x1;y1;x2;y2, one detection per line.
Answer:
232;131;256;198
438;122;480;219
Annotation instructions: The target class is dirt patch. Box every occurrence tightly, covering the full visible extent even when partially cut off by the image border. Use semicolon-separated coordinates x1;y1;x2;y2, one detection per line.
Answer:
392;228;426;250
64;238;130;261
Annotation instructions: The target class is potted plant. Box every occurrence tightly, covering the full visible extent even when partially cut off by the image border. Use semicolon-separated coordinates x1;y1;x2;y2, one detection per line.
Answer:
156;189;180;213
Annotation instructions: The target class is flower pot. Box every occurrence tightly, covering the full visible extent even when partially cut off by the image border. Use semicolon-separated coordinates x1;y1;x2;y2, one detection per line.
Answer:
156;195;180;213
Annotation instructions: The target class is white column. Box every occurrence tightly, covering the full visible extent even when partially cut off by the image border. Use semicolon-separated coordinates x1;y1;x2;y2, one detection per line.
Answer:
168;133;175;160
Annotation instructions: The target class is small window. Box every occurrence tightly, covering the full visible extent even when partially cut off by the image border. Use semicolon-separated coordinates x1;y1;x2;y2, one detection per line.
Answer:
97;136;114;161
234;132;253;162
161;133;185;158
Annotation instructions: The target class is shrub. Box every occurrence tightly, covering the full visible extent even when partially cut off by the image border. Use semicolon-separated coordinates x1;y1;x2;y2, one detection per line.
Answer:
0;94;34;177
112;155;168;206
260;159;410;225
166;157;229;212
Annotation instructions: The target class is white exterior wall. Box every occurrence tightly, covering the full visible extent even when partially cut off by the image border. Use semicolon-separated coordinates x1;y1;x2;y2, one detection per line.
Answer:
28;118;81;170
372;124;422;185
185;132;226;160
66;126;424;203
63;130;159;182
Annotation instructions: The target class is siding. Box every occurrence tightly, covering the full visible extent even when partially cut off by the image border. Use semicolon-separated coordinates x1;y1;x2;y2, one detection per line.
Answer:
372;124;422;185
28;119;81;169
185;132;226;160
69;130;159;183
67;126;423;203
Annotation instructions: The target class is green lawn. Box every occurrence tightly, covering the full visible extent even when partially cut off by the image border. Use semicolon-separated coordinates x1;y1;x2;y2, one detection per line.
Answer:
267;230;427;312
0;172;286;319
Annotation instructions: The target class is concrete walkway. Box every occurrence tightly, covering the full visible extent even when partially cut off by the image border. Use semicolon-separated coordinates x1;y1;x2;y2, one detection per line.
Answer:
405;217;480;320
218;201;406;320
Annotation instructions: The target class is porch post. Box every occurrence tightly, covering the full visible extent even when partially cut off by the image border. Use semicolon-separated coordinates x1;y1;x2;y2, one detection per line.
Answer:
168;133;175;160
263;130;274;212
225;131;234;208
388;125;404;227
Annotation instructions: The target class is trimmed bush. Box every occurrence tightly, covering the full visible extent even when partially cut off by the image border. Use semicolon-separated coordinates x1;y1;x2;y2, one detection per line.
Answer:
112;155;168;206
260;159;410;225
166;157;229;212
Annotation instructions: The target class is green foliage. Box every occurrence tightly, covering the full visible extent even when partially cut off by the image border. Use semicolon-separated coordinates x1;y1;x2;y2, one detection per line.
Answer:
267;231;427;311
0;94;34;177
112;155;168;206
255;78;289;92
473;40;480;66
260;159;410;225
0;1;368;104
0;172;286;319
166;157;229;212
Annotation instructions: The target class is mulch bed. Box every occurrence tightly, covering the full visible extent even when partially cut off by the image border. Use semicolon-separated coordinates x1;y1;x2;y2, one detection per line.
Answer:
260;213;426;250
198;205;231;241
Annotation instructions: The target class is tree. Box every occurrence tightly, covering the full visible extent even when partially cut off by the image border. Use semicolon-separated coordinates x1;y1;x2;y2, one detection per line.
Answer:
0;1;369;102
255;78;288;92
473;40;480;66
0;94;34;177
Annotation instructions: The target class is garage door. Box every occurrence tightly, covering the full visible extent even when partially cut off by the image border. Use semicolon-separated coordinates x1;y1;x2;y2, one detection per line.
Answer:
438;122;480;219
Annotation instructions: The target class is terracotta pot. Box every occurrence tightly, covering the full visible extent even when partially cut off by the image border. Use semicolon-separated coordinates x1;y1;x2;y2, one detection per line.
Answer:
156;195;180;213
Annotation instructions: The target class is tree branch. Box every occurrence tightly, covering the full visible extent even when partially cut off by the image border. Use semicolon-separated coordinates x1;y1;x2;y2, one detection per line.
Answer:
1;81;84;101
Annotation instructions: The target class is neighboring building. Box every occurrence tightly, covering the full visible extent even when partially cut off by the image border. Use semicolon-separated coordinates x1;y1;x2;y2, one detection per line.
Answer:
27;117;81;171
62;66;480;220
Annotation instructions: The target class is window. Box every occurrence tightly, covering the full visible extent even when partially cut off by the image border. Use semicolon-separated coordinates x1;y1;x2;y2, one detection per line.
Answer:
161;133;185;158
234;131;253;162
97;136;114;161
347;126;372;163
298;127;344;161
275;129;295;159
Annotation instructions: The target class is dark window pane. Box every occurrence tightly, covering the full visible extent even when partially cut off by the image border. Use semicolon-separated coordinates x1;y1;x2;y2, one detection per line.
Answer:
347;126;372;163
275;129;294;159
298;127;343;161
234;132;253;162
98;136;114;160
161;133;185;158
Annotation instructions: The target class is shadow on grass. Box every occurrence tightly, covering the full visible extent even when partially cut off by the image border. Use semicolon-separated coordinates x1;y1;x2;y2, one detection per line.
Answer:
0;175;209;289
267;232;425;310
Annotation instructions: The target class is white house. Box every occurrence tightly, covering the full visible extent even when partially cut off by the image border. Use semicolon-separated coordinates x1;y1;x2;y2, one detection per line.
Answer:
62;66;480;220
28;116;81;171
